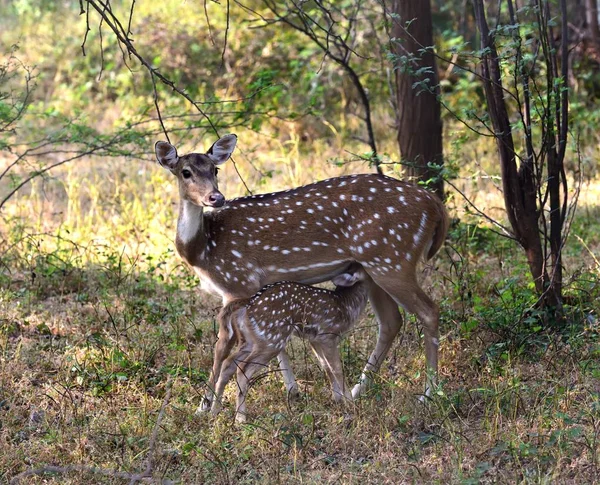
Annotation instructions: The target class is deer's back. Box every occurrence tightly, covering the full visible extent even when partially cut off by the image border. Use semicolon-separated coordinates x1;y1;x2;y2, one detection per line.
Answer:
185;174;446;299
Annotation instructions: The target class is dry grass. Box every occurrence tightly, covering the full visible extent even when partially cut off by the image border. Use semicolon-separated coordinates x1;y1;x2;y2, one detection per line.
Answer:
1;153;600;484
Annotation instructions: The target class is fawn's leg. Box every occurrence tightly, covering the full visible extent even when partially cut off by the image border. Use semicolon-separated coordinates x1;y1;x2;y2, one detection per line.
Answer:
207;344;252;416
277;350;299;399
235;350;278;423
199;323;237;413
310;340;351;403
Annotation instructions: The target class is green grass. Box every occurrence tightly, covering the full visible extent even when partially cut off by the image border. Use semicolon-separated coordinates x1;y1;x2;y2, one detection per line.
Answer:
1;162;600;483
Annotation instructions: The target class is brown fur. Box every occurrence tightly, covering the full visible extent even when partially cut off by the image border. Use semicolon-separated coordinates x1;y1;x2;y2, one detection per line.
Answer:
202;271;369;422
156;136;448;404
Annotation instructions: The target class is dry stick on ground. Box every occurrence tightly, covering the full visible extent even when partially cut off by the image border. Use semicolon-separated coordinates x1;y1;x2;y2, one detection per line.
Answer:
10;377;175;485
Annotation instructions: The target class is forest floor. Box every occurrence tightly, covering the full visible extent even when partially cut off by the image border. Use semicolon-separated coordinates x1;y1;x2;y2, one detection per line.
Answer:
1;167;600;484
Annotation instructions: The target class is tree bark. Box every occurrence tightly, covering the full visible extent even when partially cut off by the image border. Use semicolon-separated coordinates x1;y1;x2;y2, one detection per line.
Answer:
390;0;444;198
587;0;600;44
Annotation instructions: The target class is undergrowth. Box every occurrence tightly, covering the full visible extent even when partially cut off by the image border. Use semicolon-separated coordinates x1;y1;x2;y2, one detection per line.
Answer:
1;165;600;483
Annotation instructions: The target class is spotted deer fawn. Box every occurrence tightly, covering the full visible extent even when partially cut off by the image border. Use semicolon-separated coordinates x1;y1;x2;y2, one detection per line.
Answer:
155;134;448;408
201;264;369;422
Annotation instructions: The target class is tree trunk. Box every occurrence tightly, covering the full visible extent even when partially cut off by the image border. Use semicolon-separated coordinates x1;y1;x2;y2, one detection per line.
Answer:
472;0;551;300
587;0;600;44
472;0;568;311
390;0;444;199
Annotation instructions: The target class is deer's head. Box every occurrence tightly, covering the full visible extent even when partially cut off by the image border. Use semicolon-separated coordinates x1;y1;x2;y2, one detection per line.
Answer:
155;134;237;208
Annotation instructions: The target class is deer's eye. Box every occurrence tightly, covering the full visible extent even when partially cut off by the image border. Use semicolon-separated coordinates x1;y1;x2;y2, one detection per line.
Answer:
214;167;220;176
182;169;192;179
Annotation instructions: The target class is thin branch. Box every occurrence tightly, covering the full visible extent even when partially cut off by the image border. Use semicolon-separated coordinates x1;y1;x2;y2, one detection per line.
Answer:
0;132;128;210
204;0;216;45
97;1;106;80
82;0;253;193
220;0;231;69
126;0;136;38
130;377;174;484
151;73;170;143
444;178;517;241
81;1;91;55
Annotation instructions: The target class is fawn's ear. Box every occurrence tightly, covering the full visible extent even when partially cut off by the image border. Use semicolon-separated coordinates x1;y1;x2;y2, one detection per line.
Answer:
155;141;178;171
332;272;360;287
207;134;237;165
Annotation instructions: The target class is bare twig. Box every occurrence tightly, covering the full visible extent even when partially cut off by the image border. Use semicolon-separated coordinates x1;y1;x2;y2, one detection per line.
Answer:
126;0;136;38
130;376;174;484
221;0;231;69
444;178;517;241
81;0;253;194
204;0;216;45
9;464;174;484
81;1;91;55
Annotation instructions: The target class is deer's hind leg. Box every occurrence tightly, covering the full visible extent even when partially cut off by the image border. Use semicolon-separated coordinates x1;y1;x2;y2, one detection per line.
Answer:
351;281;404;399
370;273;439;398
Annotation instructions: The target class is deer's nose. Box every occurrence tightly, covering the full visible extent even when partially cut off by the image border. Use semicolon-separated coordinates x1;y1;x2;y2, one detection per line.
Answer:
207;192;225;207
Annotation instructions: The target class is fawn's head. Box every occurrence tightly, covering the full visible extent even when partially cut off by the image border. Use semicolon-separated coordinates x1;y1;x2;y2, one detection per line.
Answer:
155;134;237;208
331;263;368;287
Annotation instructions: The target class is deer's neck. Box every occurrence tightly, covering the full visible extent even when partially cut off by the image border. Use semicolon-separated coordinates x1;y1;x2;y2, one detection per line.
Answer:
335;283;369;322
176;200;208;261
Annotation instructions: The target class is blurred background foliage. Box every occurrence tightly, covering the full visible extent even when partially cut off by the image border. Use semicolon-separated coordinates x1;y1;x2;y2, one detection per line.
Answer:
1;0;599;311
2;2;600;482
0;0;598;314
2;0;599;188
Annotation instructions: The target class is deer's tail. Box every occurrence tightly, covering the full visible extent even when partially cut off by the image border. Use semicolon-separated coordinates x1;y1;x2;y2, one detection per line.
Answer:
426;196;450;260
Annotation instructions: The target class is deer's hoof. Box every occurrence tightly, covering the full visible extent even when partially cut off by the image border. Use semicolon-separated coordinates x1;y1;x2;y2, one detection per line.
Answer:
351;382;368;400
196;397;212;415
287;386;301;402
210;401;223;416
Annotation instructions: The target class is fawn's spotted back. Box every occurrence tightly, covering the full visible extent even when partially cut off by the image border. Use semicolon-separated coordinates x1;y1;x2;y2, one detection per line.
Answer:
243;278;369;351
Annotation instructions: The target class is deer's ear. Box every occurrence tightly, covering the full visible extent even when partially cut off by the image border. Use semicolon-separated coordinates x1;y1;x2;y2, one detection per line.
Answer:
207;134;237;165
155;141;178;171
332;272;359;287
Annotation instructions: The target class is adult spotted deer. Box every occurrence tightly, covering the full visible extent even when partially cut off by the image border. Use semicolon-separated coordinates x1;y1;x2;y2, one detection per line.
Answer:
202;264;369;422
155;134;448;407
